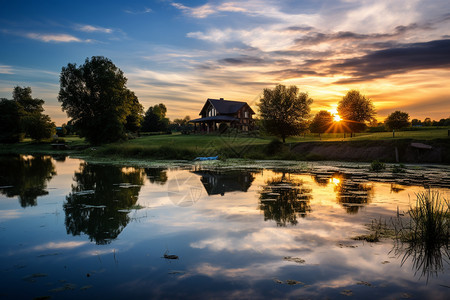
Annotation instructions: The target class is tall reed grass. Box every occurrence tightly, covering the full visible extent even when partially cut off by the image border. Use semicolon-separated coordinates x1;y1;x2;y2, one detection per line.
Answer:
393;190;449;281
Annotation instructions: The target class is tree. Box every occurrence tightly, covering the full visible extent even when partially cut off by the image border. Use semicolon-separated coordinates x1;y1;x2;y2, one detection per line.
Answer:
58;56;142;144
1;86;55;142
385;111;410;131
142;103;169;132
0;99;22;143
423;117;432;126
124;90;144;133
22;113;55;141
411;119;421;126
337;90;376;134
258;84;313;143
309;110;334;138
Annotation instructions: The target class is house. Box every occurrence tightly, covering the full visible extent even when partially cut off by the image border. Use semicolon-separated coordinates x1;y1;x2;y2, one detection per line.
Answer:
191;98;255;132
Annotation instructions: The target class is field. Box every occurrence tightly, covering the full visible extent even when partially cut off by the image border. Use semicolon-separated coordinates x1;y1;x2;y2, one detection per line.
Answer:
0;127;448;162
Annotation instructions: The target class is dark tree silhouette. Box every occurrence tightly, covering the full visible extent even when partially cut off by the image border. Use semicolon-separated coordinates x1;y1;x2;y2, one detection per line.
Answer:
0;99;22;143
309;110;334;138
258;84;312;143
142;103;169;132
385;111;410;131
337;90;376;134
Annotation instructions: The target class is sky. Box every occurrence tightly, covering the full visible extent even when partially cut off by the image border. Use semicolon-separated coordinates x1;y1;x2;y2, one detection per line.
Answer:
1;0;449;125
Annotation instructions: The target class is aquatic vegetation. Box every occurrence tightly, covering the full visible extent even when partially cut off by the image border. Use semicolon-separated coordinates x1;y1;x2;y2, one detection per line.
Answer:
352;218;395;242
392;164;406;173
370;160;386;172
392;190;449;281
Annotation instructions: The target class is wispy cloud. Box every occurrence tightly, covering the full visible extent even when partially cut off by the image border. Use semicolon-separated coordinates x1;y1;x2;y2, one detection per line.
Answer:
25;33;86;43
171;2;216;18
76;24;113;34
0;65;14;74
124;7;152;14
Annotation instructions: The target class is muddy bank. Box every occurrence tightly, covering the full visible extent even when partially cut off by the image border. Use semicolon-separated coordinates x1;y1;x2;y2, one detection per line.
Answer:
291;139;450;164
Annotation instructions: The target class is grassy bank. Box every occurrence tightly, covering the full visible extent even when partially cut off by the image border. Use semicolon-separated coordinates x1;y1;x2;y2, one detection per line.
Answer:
0;128;449;163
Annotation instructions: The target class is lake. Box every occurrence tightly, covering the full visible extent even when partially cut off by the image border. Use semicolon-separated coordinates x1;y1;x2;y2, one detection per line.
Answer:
0;155;449;299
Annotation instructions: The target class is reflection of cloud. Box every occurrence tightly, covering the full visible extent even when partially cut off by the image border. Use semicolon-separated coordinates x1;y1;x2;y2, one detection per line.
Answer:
33;241;88;250
0;209;22;220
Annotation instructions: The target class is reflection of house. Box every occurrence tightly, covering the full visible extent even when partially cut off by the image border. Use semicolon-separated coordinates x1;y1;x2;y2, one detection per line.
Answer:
192;170;255;196
191;98;255;132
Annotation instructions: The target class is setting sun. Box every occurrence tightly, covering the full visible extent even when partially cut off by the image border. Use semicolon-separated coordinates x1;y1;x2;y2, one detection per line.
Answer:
328;108;342;122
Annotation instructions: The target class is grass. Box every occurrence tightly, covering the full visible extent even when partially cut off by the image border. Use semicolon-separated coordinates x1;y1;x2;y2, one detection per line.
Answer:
0;127;448;161
392;190;449;281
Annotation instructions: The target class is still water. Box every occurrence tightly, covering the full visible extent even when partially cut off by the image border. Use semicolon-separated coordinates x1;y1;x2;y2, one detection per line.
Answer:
0;155;449;299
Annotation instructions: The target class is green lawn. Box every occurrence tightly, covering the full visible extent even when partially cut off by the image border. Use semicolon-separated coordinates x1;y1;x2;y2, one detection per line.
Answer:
0;127;448;159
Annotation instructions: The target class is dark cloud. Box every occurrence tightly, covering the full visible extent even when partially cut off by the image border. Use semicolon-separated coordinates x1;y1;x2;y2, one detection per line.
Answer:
286;25;314;32
331;39;450;84
270;49;333;58
218;55;291;66
294;23;429;46
265;68;318;80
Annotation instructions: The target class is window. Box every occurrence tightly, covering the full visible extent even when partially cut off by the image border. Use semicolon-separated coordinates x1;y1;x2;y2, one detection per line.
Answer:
244;111;249;118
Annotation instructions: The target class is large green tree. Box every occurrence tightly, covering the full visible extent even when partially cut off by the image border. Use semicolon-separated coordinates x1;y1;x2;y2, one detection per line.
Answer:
142;103;169;132
258;84;313;143
337;90;376;134
58;56;142;144
385;111;410;131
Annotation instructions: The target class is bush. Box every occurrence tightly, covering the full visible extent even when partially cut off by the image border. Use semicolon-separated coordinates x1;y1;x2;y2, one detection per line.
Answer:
370;160;386;172
266;139;284;155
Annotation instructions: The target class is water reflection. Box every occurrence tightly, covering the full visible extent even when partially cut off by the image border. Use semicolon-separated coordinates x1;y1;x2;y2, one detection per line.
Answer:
192;169;255;196
0;155;56;207
259;172;312;226
145;168;168;185
64;163;145;245
330;173;374;214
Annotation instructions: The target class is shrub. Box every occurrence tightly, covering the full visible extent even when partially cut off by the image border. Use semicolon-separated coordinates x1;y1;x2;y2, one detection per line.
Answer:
370;160;385;172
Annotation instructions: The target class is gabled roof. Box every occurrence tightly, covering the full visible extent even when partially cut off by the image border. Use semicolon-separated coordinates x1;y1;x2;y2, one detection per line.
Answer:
199;98;255;116
191;115;238;123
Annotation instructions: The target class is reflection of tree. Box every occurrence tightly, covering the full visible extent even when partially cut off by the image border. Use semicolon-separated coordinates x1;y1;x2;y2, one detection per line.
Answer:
0;155;56;207
332;174;373;214
259;173;312;226
145;168;168;185
64;163;144;245
311;174;329;187
192;170;255;196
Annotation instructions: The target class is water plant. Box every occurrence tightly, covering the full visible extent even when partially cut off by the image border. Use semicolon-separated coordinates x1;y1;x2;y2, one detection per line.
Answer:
392;164;406;173
392;190;449;281
370;160;386;172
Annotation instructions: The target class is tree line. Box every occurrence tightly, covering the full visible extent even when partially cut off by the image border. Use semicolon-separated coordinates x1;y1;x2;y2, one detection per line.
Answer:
1;56;448;144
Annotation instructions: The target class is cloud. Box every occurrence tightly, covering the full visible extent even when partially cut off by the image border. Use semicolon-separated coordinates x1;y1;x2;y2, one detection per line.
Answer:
124;7;152;14
25;33;86;43
76;24;113;34
171;2;216;18
0;65;14;74
331;39;450;83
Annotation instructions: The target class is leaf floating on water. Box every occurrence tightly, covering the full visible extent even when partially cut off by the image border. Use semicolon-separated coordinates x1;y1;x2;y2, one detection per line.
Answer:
340;289;353;296
285;280;304;285
283;256;306;264
80;285;93;290
401;293;412;299
49;283;77;293
273;278;283;284
38;253;60;257
356;281;372;286
168;270;185;275
381;261;390;264
163;254;179;259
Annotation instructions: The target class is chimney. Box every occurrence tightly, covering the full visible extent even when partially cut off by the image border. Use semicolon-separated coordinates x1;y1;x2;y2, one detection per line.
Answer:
219;98;224;101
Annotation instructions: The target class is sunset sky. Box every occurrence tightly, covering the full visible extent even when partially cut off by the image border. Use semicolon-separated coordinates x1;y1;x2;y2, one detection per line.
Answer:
1;0;449;125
